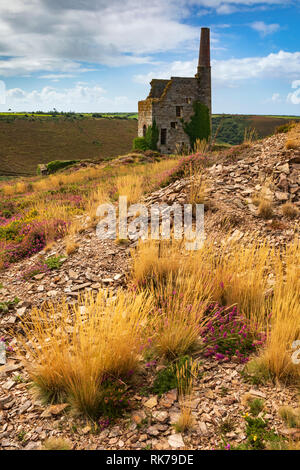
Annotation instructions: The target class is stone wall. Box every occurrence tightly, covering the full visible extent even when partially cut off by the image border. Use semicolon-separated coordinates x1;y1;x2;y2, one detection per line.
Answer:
152;75;211;153
138;99;153;138
137;66;211;153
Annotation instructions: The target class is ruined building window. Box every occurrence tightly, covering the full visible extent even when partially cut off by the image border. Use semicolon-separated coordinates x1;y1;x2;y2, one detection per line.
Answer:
160;128;167;145
185;98;192;104
143;124;146;137
176;106;183;117
170;122;177;129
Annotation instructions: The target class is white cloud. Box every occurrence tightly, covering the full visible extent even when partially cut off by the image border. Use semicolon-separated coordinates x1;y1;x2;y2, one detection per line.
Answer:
134;50;300;87
3;83;136;112
250;21;280;36
271;92;281;102
0;1;291;77
292;80;300;89
287;81;300;105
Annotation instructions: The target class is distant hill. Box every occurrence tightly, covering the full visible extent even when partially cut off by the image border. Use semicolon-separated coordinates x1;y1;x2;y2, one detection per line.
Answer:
212;114;300;145
0;114;137;176
1;112;299;177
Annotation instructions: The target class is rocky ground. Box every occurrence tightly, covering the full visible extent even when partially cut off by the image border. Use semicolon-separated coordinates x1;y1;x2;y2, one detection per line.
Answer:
1;355;299;450
0;131;299;450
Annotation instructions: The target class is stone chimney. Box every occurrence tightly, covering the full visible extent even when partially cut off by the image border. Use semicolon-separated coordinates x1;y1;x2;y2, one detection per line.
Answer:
196;27;210;75
195;27;211;116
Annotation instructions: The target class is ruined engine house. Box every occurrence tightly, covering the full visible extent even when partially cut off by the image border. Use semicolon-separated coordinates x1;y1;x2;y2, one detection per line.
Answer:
138;27;212;153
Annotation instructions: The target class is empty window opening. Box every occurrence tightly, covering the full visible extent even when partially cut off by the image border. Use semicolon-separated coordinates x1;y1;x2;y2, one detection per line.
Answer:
176;106;183;117
185;97;192;104
143;124;146;137
161;128;167;145
170;121;177;129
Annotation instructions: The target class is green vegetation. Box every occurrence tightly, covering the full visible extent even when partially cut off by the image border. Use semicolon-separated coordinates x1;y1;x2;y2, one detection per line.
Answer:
45;160;79;174
152;356;196;397
45;255;65;270
249;398;265;417
132;137;149;151
0;297;20;314
145;120;159;150
182;101;211;147
212;114;300;145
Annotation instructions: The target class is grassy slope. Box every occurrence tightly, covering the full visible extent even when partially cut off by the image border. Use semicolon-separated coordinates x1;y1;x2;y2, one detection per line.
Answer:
0;117;137;176
1;113;300;177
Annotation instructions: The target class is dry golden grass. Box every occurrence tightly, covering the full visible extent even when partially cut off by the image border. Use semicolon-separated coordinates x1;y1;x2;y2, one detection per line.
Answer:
174;359;198;432
286;122;300;147
187;172;207;206
260;291;300;381
252;179;274;219
115;174;145;206
2;184;14;196
258;240;300;381
258;200;274;219
193;138;209;154
152;274;213;358
285;140;299;150
132;234;299;382
131;239;183;288
65;239;79;255
244;127;258;144
279;405;300;428
282;202;299;219
42;437;72;450
132;237;275;328
18;290;153;417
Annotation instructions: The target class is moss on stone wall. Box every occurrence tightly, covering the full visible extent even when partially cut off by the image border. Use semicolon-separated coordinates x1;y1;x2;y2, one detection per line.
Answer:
182;101;210;148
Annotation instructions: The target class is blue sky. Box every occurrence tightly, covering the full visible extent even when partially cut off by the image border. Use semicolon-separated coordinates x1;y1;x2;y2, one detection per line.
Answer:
0;0;300;114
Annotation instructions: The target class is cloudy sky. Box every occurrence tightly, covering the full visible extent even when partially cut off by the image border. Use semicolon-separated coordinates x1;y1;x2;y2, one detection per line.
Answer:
0;0;300;114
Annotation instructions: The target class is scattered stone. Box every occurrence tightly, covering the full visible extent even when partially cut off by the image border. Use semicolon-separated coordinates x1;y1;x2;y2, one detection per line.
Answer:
144;396;158;409
168;433;184;448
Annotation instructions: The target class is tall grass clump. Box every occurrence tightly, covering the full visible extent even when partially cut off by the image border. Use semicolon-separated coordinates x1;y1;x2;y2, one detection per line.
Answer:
152;273;214;359
17;290;153;417
174;359;199;433
257;240;300;381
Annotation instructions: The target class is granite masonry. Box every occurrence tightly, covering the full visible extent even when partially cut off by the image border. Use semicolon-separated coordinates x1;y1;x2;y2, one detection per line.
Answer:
138;27;212;154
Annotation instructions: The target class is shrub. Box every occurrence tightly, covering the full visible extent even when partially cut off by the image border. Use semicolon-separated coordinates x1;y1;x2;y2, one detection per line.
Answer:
132;137;149;151
249;398;265;417
46;160;78;174
158;153;206;187
45;255;64;270
145;120;159;151
275;121;296;134
201;304;265;363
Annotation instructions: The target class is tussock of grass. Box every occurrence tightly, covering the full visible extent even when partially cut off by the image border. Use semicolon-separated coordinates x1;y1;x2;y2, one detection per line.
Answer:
65;239;79;255
18;290;153;417
174;359;198;433
282;202;299;219
42;437;72;450
285;140;299;150
279;406;300;428
258;200;274;219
